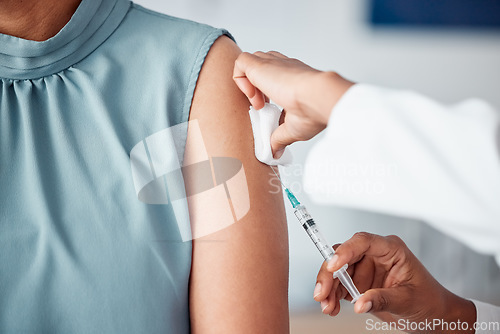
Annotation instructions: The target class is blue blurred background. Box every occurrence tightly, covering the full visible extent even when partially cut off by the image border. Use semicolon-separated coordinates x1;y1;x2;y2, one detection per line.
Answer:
371;0;500;28
134;0;500;332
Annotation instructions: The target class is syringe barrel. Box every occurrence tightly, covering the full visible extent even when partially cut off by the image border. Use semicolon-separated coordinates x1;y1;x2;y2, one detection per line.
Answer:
294;205;335;262
294;204;362;303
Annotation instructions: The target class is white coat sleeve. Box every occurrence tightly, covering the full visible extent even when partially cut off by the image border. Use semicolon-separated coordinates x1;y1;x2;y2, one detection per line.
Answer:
472;300;500;333
303;84;500;265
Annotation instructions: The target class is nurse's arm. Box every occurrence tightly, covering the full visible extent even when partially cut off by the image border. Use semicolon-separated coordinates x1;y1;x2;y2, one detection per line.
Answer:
187;36;289;334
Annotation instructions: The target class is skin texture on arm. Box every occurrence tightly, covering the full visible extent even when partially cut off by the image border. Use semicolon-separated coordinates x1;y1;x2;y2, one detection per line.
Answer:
187;36;290;333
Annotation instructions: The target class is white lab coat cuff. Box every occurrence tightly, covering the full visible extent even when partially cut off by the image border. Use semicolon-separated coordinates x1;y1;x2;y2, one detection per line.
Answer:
471;300;500;334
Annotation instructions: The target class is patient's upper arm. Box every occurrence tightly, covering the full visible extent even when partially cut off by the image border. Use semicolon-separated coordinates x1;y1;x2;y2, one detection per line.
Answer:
186;36;289;333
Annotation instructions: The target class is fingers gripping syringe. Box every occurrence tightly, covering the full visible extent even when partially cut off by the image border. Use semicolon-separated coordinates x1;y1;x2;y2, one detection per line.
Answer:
271;167;361;303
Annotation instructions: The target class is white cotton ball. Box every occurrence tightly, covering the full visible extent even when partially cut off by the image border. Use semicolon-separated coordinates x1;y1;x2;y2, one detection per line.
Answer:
248;103;293;166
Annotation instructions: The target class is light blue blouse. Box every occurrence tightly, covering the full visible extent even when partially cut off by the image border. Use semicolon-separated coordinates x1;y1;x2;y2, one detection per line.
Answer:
0;0;231;332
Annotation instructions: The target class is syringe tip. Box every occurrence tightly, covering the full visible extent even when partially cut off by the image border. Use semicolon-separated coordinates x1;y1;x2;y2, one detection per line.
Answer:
269;165;301;208
285;188;301;208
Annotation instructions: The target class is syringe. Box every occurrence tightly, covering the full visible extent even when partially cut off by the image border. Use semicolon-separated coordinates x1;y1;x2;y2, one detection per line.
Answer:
271;167;361;303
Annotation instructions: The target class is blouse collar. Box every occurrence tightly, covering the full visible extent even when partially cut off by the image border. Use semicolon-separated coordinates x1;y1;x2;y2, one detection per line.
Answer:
0;0;130;80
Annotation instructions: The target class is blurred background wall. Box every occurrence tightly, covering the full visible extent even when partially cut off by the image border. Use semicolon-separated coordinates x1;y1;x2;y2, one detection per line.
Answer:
134;0;500;330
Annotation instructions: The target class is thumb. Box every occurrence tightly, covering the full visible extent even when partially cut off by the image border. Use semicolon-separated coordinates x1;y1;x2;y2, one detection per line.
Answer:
270;123;296;158
354;287;411;315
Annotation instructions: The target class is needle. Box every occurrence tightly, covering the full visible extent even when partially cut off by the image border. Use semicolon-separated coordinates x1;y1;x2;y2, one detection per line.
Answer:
270;166;287;188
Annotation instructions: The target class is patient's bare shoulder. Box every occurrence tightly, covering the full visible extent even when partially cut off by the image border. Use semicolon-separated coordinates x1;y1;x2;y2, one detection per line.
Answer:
189;35;252;157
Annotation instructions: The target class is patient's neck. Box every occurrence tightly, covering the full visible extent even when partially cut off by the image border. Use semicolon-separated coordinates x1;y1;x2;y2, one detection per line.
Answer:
0;0;81;41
